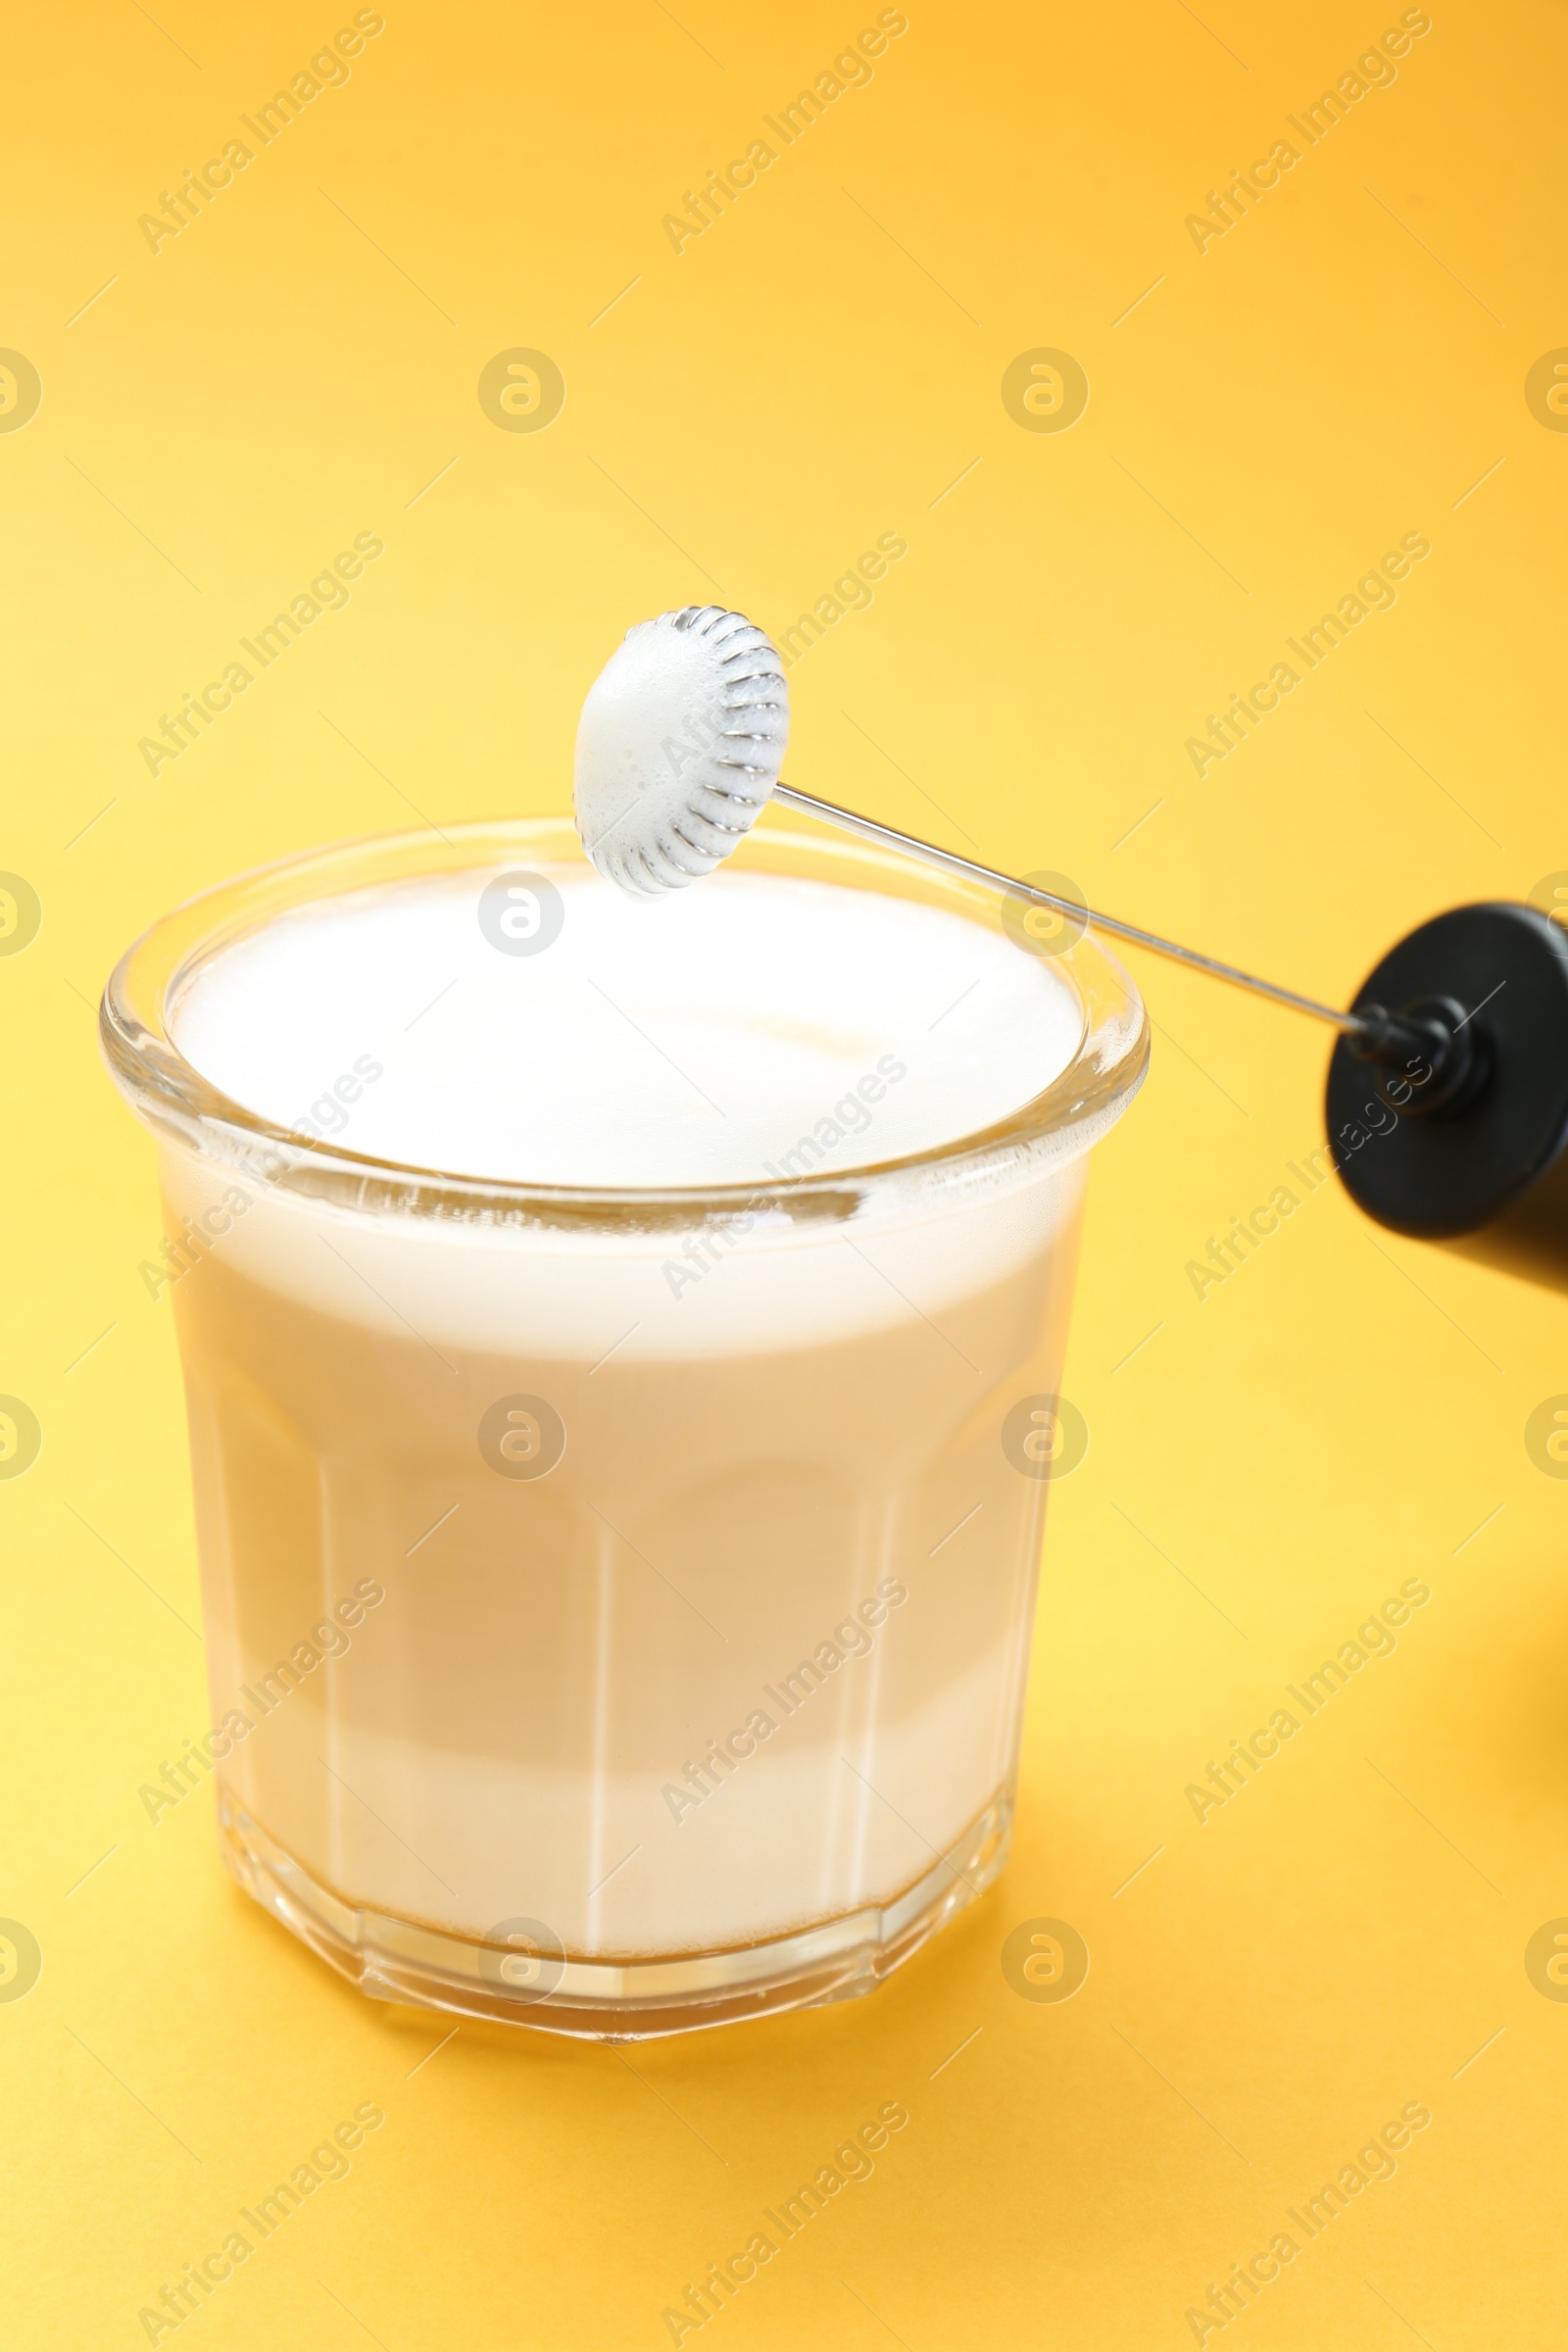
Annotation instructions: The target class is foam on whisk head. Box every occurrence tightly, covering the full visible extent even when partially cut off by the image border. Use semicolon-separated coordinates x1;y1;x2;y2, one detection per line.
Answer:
573;607;789;897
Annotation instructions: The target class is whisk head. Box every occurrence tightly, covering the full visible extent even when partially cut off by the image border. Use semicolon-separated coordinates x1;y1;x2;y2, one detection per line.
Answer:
573;606;789;897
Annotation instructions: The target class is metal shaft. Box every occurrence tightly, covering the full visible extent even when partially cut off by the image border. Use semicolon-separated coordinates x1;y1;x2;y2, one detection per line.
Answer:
771;781;1372;1040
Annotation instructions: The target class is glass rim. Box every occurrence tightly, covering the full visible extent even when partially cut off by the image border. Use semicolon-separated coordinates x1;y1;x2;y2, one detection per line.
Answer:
100;814;1149;1235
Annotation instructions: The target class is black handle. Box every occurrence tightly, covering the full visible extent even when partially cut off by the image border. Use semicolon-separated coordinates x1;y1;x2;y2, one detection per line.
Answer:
1325;903;1568;1292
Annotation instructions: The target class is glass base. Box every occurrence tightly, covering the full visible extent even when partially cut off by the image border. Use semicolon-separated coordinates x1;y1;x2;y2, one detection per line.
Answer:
217;1787;1012;2040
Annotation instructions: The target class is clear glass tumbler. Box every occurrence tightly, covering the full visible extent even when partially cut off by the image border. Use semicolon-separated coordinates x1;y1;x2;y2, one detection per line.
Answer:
103;817;1147;2037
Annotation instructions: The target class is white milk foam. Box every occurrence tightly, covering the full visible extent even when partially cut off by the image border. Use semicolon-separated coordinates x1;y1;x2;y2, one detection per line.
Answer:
172;862;1082;1190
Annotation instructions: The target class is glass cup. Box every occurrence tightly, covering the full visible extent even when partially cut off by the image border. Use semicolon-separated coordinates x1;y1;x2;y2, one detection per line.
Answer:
103;817;1147;2038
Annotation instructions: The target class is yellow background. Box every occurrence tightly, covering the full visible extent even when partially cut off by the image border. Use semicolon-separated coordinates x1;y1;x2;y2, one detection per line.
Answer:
4;0;1566;2343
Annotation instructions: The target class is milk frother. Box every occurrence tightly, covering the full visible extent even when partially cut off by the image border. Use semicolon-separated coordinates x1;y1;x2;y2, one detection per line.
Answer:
574;604;1568;1294
772;788;1568;1295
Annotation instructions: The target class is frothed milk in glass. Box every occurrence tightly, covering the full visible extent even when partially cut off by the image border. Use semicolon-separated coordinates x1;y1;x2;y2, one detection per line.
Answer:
105;818;1146;2034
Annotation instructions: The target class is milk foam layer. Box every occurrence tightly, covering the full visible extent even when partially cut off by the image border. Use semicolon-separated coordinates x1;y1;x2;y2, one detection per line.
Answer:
172;863;1082;1190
